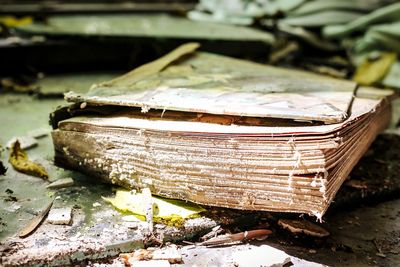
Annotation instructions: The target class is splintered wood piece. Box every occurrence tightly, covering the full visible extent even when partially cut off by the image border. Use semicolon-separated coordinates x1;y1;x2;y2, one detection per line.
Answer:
278;219;330;237
151;245;182;263
119;245;182;265
198;229;273;247
200;225;223;241
19;199;54;238
46;177;74;189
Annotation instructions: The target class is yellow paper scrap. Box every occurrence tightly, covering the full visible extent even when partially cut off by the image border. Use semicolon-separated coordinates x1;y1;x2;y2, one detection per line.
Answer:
353;52;397;86
9;140;48;179
103;189;205;227
0;16;32;27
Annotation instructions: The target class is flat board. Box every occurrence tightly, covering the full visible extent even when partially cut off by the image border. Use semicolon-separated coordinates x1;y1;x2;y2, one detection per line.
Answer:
15;14;274;44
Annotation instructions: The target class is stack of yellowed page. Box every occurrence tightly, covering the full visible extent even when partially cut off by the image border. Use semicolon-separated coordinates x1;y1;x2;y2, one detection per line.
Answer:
51;43;392;218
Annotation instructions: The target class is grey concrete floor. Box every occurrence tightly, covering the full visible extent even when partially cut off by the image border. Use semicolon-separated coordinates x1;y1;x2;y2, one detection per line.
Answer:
0;74;399;266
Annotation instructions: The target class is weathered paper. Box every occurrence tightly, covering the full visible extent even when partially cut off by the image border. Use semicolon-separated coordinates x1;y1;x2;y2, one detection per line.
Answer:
66;47;357;124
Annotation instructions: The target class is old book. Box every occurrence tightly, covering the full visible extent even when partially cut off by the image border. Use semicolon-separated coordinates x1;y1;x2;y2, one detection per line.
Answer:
51;43;392;218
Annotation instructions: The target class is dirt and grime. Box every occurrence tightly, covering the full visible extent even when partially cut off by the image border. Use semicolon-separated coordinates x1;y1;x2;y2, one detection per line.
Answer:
0;78;399;266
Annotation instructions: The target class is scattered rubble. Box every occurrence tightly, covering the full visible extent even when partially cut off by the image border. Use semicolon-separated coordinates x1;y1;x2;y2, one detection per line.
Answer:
345;179;368;190
3;188;17;202
18;199;53;238
92;202;102;207
278;219;330;238
46;177;74;189
8;140;48;179
374;230;400;255
200;225;224;241
231;245;293;267
119;244;182;266
47;207;72;225
151;245;182;263
103;189;205;228
198;229;272;247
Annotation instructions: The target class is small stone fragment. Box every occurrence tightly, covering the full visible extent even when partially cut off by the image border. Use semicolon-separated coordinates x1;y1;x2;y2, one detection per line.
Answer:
47;207;72;225
152;245;182;263
120;249;151;263
6;136;38;150
232;245;292;267
46;178;74;189
93;202;102;207
278;219;330;238
120;245;181;265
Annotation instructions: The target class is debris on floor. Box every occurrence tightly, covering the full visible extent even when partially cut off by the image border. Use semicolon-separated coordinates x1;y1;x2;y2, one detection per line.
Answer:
103;188;205;228
345;179;368;190
119;244;182;265
47;207;72;225
278;219;330;238
353;52;397;86
8;140;48;179
46;177;74;189
199;225;224;242
18;199;53;238
1;2;400;265
92;201;102;208
179;243;327;267
374;230;400;255
197;229;272;247
230;245;293;267
0;61;398;267
13;12;274;62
